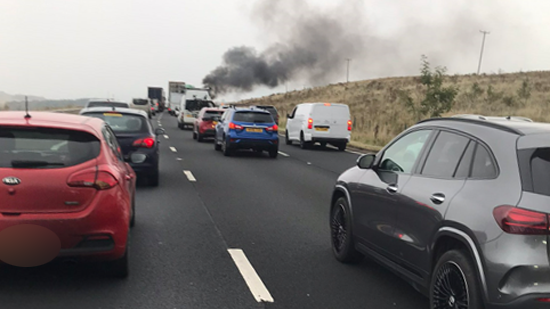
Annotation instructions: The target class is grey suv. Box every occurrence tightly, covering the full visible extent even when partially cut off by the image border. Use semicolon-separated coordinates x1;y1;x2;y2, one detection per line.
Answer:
330;116;550;309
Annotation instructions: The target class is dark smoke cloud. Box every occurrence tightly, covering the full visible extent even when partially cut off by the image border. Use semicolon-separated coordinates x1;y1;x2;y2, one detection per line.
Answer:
203;0;533;96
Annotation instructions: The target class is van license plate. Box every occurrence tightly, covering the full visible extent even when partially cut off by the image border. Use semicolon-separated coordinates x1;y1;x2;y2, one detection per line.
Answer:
246;128;263;133
315;127;329;131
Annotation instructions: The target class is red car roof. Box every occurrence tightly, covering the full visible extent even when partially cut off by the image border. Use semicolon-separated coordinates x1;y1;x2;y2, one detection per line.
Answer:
0;111;104;136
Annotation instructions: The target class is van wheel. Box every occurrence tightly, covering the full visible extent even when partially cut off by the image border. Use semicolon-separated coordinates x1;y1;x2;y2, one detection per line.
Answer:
192;131;197;139
430;250;483;309
338;143;347;151
285;131;291;145
197;133;203;142
178;123;183;130
300;132;309;149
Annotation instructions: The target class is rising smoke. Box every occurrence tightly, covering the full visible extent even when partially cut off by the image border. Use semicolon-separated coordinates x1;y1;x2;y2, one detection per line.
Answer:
203;0;528;97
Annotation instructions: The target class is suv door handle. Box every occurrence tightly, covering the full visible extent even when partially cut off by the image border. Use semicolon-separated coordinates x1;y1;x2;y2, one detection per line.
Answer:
430;193;445;204
386;185;398;193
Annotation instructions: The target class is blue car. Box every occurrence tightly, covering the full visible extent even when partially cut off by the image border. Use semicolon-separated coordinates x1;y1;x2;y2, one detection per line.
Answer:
214;108;279;158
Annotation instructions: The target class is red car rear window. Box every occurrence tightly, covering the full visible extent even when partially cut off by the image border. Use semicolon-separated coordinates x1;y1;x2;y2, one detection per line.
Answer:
0;127;100;169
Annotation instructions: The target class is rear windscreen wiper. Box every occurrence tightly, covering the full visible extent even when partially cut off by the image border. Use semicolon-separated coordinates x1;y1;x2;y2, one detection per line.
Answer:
11;160;65;168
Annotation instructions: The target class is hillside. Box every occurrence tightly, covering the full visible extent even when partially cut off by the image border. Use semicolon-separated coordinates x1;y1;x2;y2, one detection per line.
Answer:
236;71;550;148
0;91;45;107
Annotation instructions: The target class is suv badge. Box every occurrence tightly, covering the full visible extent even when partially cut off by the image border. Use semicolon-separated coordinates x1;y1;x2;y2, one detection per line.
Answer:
2;177;21;186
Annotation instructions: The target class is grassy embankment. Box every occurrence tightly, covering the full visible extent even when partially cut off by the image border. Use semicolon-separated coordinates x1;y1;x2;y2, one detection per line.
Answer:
236;71;550;151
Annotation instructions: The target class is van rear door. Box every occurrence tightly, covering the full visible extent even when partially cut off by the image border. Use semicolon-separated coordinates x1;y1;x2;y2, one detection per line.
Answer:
310;104;350;138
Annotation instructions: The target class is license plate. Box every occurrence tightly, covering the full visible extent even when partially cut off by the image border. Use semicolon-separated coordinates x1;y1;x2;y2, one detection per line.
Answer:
246;128;263;133
315;127;329;131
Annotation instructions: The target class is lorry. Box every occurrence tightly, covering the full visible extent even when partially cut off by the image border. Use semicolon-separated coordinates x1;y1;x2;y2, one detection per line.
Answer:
176;87;216;130
167;81;186;116
147;87;165;112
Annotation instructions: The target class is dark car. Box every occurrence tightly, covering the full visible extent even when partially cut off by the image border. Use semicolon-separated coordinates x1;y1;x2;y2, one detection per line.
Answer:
80;107;164;186
214;108;279;158
193;107;225;142
250;105;279;125
0;111;135;277
331;115;550;309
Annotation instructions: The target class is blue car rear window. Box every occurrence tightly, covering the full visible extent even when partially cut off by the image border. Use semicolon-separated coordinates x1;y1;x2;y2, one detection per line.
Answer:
233;112;273;123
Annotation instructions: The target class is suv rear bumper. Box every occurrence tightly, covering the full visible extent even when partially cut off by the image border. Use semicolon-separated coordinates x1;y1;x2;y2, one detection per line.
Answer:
311;137;348;144
487;294;550;309
228;138;278;150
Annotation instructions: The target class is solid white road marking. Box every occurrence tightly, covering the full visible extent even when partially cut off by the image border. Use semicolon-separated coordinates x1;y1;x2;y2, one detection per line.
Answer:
346;150;364;155
164;135;169;139
227;249;274;303
183;170;196;182
170;147;177;153
278;151;289;157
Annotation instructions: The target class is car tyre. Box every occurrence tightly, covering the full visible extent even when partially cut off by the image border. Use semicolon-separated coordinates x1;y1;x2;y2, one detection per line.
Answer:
222;138;233;157
214;138;222;151
338;143;347;151
269;149;278;158
148;169;159;187
285;131;291;145
330;197;363;263
105;236;129;278
430;250;483;309
321;142;327;148
197;132;203;142
300;132;309;149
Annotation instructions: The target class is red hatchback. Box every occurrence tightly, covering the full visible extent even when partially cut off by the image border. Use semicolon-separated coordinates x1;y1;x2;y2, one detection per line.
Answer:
0;111;135;277
193;107;225;142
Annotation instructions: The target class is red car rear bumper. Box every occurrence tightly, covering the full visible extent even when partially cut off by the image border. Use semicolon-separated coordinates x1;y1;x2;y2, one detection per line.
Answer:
0;188;129;262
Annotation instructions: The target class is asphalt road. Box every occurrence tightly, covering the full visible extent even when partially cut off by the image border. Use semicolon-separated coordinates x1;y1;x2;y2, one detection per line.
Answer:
0;112;427;309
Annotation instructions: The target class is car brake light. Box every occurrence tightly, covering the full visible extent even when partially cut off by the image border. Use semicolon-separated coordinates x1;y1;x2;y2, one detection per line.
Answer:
266;124;278;132
133;137;155;148
229;122;243;130
68;170;118;190
307;118;313;129
537;298;550;302
348;120;352;131
493;205;549;235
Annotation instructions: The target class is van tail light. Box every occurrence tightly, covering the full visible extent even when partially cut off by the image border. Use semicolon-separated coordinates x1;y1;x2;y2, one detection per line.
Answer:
307;118;313;129
493;205;550;235
348;120;352;131
266;124;278;132
229;122;243;130
133;137;155;148
68;169;118;190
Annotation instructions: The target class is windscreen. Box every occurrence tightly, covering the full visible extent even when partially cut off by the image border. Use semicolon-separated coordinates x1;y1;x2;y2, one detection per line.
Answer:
311;105;349;119
233;112;274;123
0;127;100;169
88;101;129;108
83;112;149;134
185;100;215;112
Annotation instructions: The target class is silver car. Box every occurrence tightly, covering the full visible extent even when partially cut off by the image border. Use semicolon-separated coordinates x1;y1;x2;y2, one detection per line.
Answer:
331;116;550;308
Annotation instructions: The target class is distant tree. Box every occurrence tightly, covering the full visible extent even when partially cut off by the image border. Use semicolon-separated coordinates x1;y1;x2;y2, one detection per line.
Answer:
517;78;532;105
400;55;458;120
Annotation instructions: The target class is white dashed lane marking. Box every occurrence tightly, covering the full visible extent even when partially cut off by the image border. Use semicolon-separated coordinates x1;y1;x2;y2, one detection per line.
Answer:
277;151;289;157
227;248;274;303
183;170;196;182
164;135;169;139
170;147;177;153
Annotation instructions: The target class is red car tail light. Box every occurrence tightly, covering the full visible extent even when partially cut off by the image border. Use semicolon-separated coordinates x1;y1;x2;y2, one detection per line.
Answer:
68;170;118;190
229;122;243;130
493;205;549;235
133;137;155;148
266;124;278;132
348;120;352;131
307;118;313;129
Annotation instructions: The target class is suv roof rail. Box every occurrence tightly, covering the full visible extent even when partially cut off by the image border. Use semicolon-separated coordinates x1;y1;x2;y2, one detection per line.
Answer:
417;117;525;135
451;114;533;122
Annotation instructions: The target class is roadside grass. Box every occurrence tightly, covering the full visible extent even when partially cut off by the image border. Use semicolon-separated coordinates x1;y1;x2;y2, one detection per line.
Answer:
237;71;550;148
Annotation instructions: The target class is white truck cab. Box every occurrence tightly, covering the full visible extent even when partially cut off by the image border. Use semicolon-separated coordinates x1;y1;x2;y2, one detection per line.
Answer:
176;88;215;130
285;103;351;151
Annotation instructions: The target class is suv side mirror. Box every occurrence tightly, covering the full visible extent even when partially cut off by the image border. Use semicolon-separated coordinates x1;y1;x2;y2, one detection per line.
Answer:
357;154;376;169
287;114;292;119
155;128;166;135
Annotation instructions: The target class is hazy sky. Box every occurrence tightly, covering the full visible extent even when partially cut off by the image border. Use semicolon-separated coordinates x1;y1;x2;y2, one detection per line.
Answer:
1;0;549;102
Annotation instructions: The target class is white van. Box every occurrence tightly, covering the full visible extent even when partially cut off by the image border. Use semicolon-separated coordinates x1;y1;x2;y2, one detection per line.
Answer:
176;88;215;129
285;103;351;151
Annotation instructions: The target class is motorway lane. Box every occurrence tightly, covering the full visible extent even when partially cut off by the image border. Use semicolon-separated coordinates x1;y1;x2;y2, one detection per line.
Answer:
0;113;258;309
161;113;427;309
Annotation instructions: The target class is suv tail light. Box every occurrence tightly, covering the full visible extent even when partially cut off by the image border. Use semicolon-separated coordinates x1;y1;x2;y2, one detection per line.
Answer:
133;137;155;148
266;124;278;132
493;205;549;235
348;120;352;131
307;118;313;129
68;170;118;190
229;122;243;130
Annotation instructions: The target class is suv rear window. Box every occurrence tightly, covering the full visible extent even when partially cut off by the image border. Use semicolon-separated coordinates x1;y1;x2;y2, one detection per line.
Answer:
311;104;349;119
83;112;149;133
0;127;100;169
88;101;129;108
233;112;274;123
519;148;550;196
